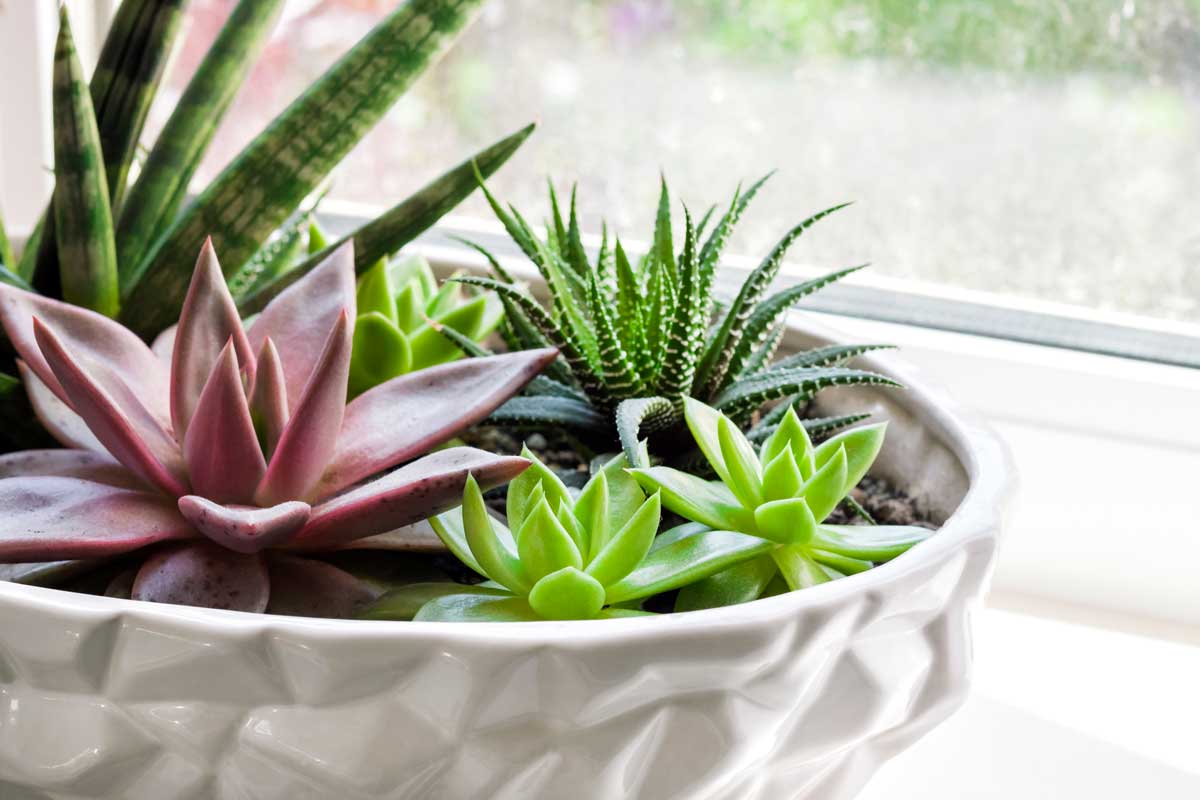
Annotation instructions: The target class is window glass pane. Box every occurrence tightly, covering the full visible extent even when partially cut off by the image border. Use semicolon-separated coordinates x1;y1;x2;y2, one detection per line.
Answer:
157;0;1200;322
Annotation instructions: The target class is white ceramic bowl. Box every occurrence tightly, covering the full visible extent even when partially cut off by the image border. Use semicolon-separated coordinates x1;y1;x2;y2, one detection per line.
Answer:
0;303;1012;799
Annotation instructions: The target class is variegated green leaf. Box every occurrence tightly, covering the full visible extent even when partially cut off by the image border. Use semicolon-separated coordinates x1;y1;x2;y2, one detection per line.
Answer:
716;367;901;418
116;0;282;284
761;342;894;373
587;270;640;401
487;396;608;433
696;171;773;297
656;209;704;400
52;9;119;317
126;0;487;336
614;396;678;467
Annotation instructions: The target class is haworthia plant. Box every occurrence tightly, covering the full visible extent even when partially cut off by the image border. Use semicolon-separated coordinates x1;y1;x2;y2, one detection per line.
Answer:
459;175;898;465
363;449;770;621
122;0;490;336
116;0;284;286
51;8;119;317
630;400;932;611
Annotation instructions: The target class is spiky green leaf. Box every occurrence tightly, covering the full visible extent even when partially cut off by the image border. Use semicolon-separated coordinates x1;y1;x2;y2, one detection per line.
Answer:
716;367;900;419
615;396;678;467
487;395;608;433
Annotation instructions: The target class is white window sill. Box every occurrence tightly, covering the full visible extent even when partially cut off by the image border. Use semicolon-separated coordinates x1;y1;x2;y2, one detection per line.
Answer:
861;607;1200;799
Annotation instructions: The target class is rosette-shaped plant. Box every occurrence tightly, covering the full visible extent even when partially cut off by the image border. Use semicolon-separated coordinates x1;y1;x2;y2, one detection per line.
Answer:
364;451;770;621
0;240;556;615
631;400;933;611
349;255;502;396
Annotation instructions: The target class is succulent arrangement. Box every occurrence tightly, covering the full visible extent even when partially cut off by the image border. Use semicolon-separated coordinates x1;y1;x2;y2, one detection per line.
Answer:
0;4;940;623
0;0;530;449
454;177;898;466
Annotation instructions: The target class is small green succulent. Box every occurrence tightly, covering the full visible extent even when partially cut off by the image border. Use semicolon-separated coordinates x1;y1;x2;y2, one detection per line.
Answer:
455;176;897;467
348;255;503;396
631;399;933;611
363;450;771;621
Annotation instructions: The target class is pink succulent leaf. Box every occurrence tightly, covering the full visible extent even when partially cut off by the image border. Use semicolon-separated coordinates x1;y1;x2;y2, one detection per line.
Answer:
316;347;559;497
171;239;257;438
0;282;168;418
151;324;176;362
183;340;266;504
336;519;445;552
16;360;106;453
0;449;146;489
248;337;289;459
265;555;379;618
254;311;352;506
178;496;312;554
0;476;194;562
34;318;189;497
247;241;355;413
132;541;269;612
290;447;530;550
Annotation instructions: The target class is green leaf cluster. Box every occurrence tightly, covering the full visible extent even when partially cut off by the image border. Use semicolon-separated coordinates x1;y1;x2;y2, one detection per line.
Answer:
458;175;898;465
631;399;933;611
362;449;769;621
348;255;503;397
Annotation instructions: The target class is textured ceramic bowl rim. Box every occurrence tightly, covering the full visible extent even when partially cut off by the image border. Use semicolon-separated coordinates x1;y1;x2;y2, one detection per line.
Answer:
0;309;1014;646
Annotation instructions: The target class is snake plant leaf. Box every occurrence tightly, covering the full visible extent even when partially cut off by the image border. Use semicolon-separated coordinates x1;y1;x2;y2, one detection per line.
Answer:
674;553;778;612
0;206;14;271
26;0;186;288
51;9;119;318
628;466;754;532
697;204;853;395
0;267;33;293
117;0;281;281
604;529;772;605
812;524;933;561
487;396;609;433
614;396;677;467
127;0;489;335
229;213;310;299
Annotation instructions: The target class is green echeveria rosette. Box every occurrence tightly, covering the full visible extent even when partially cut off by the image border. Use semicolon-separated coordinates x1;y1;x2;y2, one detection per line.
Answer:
348;255;503;397
362;448;771;622
630;399;934;611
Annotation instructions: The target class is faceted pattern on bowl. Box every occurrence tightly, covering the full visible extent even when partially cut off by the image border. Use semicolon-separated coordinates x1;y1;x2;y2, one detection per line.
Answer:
0;521;995;800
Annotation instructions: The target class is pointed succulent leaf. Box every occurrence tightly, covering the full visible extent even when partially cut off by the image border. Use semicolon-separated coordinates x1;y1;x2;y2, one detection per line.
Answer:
753;496;817;545
356;258;397;322
487;395;608;434
15;361;104;452
649;521;711;553
801;445;849;521
393;282;425;333
682;397;732;483
585;491;660;587
812;524;933;561
528;567;606;620
428;507;485;576
178;496;310;554
814;422;887;494
318;348;556;497
771;545;832;591
761;447;804;503
605;529;772;604
125;0;486;334
247;242;355;413
656;209;703;400
715;366;901;417
52;9;119;318
293;447;529;549
769;342;894;372
133;541;269;612
810;549;874;575
674;554;778;612
628;466;755;533
507;446;573;537
515;498;583;583
265;555;377;618
249;337;289;458
348;312;411;398
697;172;773;288
0;448;141;489
183;341;267;504
171;239;257;438
407;294;494;370
34;319;187;497
574;469;610;559
116;0;281;281
461;474;528;593
415;593;541;622
717;415;763;508
0;476;192;562
761;406;815;476
651;177;676;278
